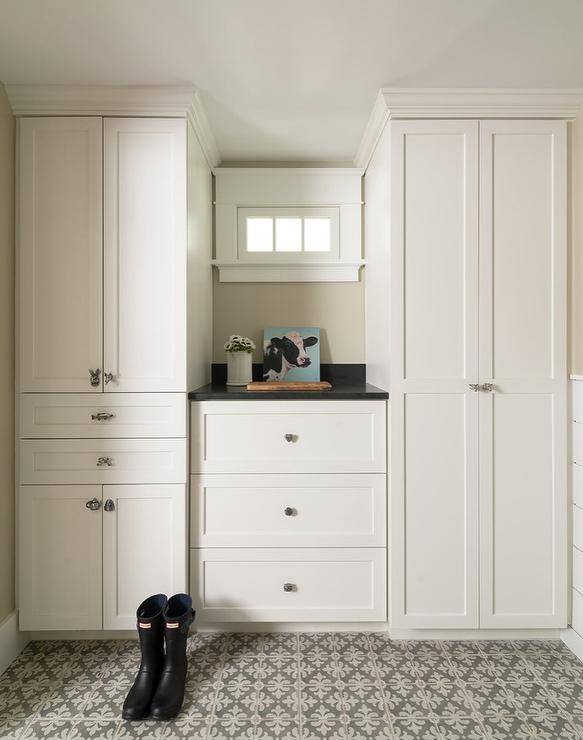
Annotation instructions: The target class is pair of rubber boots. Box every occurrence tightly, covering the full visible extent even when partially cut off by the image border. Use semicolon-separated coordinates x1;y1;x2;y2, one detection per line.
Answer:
122;593;195;721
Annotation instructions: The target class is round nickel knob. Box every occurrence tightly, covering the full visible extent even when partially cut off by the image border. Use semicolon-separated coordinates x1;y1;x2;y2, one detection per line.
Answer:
284;507;295;517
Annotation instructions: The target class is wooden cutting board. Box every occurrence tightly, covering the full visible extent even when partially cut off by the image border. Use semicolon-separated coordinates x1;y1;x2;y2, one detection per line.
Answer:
246;381;332;392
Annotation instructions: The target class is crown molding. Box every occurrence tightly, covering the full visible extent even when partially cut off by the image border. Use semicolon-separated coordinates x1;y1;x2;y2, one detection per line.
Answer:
5;84;221;169
355;87;583;171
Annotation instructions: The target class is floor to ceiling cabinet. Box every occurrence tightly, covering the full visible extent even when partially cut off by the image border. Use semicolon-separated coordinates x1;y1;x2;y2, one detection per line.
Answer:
387;116;567;631
12;93;215;631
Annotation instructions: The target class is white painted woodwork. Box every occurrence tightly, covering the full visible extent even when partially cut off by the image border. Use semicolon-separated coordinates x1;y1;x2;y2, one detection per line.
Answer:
574;463;583;509
190;474;386;548
19;117;103;392
20;439;187;485
573;424;583;466
573;589;583;639
479;120;567;629
573;382;583;423
390;120;479;628
191;401;386;474
574;505;583;552
19;486;102;630
574;546;583;596
191;548;386;622
103;485;186;629
20;393;186;439
103;118;186;392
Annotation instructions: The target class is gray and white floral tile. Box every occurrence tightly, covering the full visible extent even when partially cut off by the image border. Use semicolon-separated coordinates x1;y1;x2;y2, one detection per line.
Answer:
1;635;583;738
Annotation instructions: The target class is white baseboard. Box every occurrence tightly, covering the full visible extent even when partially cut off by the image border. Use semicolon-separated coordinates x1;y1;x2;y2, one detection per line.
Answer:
389;627;562;640
562;627;583;660
0;611;29;674
30;630;136;641
196;622;389;633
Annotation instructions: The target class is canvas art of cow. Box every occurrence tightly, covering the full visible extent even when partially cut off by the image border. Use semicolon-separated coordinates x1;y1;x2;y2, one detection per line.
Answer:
263;331;319;381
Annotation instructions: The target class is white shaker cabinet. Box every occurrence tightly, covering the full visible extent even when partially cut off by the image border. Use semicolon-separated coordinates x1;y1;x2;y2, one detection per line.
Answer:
19;486;103;631
19;118;103;392
18;116;187;394
388;118;567;630
102;485;186;629
103;118;186;393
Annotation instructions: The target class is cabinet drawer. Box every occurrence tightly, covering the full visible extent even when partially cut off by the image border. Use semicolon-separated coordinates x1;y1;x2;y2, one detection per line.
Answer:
20;393;186;438
574;464;583;509
191;401;386;473
575;505;583;551
573;423;583;465
191;548;386;622
191;474;386;547
573;588;583;638
573;382;583;423
573;547;583;596
20;439;187;484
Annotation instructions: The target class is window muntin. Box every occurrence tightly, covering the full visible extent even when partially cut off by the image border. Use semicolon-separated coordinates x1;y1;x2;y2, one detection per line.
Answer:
238;207;339;261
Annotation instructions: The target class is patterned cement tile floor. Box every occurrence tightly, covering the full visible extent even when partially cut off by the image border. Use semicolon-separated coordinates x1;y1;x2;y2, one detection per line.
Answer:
1;635;583;740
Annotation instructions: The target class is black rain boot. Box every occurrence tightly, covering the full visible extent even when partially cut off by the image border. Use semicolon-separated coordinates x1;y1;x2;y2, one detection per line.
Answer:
150;593;195;720
122;594;168;720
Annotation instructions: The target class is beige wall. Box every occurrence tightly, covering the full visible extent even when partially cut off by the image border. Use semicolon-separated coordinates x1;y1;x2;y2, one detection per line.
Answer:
572;116;583;375
213;273;365;363
0;84;14;622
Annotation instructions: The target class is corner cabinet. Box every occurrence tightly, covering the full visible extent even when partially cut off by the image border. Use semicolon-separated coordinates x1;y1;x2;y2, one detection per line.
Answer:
17;113;196;631
388;118;567;630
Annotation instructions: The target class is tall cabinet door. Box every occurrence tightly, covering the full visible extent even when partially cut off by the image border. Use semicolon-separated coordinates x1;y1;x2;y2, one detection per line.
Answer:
390;120;479;628
19;486;103;630
19;117;103;392
479;121;567;628
102;485;186;629
103;119;186;393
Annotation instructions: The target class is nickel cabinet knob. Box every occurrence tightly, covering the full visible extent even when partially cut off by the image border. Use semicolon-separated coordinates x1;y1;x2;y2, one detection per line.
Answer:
91;412;115;421
284;434;297;443
96;456;114;467
104;372;116;384
104;499;115;512
284;507;295;517
283;583;296;593
88;368;101;387
85;498;101;511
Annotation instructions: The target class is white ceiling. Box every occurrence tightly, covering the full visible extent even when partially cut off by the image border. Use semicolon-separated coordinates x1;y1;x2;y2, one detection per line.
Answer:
0;0;582;163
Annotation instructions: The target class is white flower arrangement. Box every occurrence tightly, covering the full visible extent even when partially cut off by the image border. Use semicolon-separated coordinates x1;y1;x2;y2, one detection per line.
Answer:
224;334;256;353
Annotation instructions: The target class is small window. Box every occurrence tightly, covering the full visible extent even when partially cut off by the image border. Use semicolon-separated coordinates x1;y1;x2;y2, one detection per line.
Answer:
238;207;339;261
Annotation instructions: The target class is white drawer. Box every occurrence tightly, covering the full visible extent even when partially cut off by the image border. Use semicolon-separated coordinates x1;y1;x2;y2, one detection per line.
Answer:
191;400;386;474
20;393;186;439
190;474;386;547
574;504;583;551
573;588;583;638
573;547;583;595
574;464;583;509
191;547;386;622
20;439;187;484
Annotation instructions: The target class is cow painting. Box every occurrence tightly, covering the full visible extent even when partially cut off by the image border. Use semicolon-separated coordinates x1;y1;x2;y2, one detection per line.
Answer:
263;330;320;381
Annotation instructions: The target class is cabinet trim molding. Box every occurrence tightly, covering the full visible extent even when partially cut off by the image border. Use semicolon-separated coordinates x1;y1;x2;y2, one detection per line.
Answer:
5;84;220;168
355;87;583;170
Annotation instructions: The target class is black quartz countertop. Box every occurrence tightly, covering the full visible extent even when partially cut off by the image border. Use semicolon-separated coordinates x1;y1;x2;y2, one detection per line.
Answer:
188;383;388;400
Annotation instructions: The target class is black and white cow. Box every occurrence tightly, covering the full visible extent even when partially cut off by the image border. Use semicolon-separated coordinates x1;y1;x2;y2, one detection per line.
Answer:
263;332;319;381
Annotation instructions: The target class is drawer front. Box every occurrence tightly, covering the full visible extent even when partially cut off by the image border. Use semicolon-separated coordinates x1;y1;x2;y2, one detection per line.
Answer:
575;505;583;552
191;401;386;473
574;464;583;509
191;474;386;547
573;423;583;466
20;439;187;484
573;546;583;596
20;393;186;438
191;548;386;622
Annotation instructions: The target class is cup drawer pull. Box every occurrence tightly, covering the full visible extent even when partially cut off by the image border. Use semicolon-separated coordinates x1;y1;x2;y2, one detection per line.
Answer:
283;583;296;593
96;456;114;467
91;412;116;421
284;434;298;443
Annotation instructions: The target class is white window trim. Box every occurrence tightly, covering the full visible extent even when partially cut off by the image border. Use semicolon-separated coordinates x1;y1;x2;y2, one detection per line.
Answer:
237;207;340;262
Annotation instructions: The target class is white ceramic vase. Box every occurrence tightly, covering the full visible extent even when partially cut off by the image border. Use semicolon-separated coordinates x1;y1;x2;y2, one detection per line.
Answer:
226;351;253;386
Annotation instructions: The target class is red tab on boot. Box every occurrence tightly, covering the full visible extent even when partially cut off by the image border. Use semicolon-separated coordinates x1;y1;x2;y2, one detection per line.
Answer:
166;622;180;629
138;622;151;629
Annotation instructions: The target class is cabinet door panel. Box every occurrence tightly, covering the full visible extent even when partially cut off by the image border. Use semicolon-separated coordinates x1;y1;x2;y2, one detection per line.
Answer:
479;120;567;628
19;117;102;392
390;120;479;628
103;485;186;629
103;118;186;392
19;485;102;630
